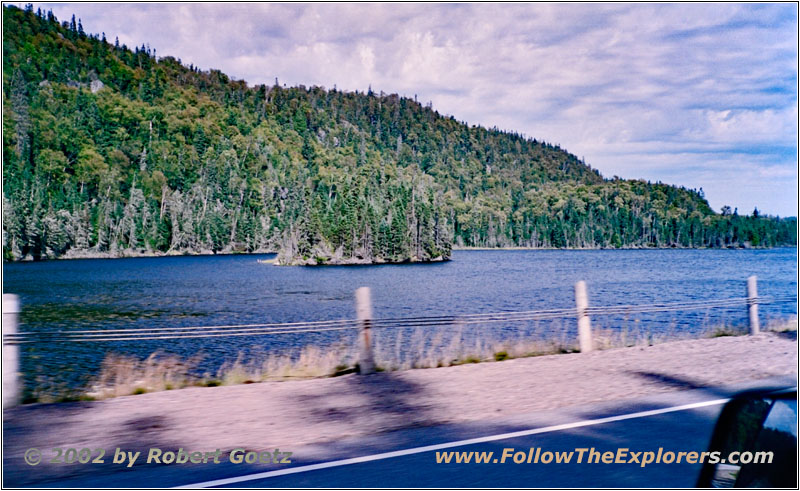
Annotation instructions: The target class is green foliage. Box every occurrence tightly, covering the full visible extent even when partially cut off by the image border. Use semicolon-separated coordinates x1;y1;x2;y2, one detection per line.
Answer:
494;351;509;361
1;5;795;262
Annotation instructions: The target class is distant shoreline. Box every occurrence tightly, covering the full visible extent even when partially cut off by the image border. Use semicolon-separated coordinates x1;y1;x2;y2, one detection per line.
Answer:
4;248;278;262
452;244;792;251
4;244;795;262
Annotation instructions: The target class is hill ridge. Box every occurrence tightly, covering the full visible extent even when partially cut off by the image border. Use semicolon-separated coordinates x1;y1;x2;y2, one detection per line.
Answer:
2;5;795;262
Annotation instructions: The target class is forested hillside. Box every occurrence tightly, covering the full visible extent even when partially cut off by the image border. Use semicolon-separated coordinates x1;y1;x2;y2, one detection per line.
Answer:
2;6;795;263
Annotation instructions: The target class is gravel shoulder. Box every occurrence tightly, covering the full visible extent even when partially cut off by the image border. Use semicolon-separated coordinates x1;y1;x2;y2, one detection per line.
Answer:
3;332;796;485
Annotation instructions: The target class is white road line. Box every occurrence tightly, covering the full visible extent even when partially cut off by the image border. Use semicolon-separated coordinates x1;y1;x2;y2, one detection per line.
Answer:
177;398;729;488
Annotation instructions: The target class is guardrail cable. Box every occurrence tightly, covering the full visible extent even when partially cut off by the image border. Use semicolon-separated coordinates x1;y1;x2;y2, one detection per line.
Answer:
3;295;796;345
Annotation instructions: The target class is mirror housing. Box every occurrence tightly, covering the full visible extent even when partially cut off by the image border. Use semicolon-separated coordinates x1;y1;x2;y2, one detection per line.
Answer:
697;388;797;488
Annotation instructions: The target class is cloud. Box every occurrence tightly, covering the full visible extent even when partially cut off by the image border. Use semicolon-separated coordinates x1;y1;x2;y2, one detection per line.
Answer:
36;2;798;215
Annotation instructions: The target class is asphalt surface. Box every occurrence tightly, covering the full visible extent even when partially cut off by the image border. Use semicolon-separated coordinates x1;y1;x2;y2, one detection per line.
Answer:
4;375;794;488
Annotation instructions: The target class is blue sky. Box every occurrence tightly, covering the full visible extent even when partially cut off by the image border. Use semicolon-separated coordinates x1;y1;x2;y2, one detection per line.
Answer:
36;3;798;216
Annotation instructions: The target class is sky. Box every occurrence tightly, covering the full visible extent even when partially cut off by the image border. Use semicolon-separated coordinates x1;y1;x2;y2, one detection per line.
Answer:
34;3;799;217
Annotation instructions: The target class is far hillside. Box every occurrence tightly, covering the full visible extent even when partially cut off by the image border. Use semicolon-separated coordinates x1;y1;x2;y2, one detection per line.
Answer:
2;5;796;263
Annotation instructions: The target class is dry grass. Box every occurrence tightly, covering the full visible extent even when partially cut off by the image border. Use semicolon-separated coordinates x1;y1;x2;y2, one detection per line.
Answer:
81;327;577;400
371;322;577;370
86;352;202;399
763;315;798;333
46;313;797;402
698;315;797;339
25;377;90;404
217;344;355;384
83;345;355;400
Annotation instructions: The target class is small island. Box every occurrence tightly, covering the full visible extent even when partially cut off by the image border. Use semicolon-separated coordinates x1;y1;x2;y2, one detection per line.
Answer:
275;249;449;266
273;208;453;265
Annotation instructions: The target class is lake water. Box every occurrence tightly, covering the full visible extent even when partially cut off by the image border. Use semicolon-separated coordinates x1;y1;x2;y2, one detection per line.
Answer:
3;249;797;393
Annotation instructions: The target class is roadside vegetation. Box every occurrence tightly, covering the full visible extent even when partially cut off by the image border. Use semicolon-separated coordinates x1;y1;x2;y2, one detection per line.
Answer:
20;315;796;403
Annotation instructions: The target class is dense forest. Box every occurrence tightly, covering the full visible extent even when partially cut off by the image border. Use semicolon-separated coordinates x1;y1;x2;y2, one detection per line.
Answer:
2;6;796;264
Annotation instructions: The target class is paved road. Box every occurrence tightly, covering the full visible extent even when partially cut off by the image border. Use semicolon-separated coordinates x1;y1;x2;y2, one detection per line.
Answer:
211;400;724;488
6;376;793;488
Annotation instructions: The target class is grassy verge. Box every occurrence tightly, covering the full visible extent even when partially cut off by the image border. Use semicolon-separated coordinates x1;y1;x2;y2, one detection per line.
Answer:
23;315;797;403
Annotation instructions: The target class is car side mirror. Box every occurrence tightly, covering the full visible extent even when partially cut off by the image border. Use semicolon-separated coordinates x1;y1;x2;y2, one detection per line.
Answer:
697;389;797;488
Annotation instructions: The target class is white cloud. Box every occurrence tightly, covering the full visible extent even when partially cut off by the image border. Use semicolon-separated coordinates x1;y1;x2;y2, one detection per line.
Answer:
36;2;798;216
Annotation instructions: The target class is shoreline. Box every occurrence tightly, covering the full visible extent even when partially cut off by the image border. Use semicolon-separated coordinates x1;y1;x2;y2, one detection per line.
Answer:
5;248;279;262
452;244;792;251
18;318;799;404
4;244;795;263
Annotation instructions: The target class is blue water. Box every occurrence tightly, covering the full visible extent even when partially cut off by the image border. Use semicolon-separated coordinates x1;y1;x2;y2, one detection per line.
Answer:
3;249;797;391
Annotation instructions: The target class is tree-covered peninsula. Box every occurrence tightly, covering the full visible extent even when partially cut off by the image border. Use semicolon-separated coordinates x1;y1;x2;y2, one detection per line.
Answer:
2;6;796;264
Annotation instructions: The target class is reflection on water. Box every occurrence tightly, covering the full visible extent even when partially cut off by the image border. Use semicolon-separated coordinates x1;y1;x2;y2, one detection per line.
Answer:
3;248;797;392
21;304;175;326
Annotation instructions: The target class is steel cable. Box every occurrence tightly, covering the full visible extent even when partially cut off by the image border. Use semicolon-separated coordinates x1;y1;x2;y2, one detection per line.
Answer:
4;295;796;345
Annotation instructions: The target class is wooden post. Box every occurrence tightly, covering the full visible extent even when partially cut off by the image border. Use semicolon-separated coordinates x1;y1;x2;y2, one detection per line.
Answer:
575;281;593;353
3;294;20;407
747;275;760;335
355;287;375;374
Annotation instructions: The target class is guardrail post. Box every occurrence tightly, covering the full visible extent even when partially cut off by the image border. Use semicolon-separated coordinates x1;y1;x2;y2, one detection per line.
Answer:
355;287;375;374
747;275;760;335
3;294;20;407
574;281;593;353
